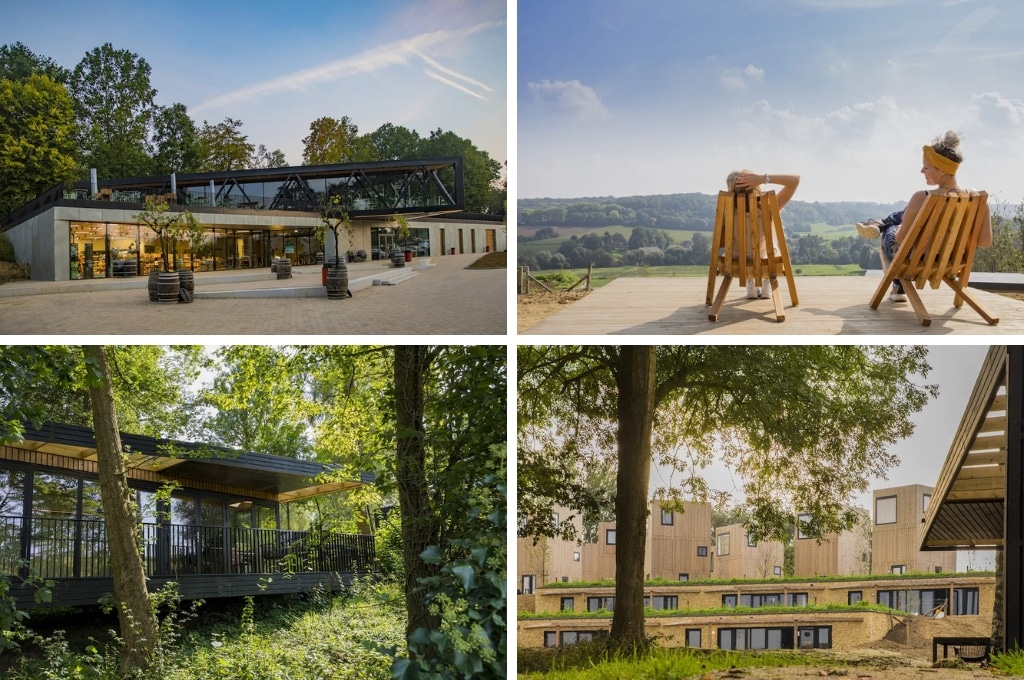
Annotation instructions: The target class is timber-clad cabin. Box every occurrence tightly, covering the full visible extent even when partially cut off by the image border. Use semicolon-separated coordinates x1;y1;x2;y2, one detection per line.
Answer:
0;422;375;609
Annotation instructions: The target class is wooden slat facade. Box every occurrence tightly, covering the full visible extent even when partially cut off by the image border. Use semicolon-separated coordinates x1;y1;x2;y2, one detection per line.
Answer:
648;501;712;581
714;522;784;580
872;485;956;574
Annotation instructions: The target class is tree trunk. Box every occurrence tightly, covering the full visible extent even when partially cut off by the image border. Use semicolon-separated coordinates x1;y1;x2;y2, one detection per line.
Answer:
84;346;158;675
394;345;441;640
609;346;656;644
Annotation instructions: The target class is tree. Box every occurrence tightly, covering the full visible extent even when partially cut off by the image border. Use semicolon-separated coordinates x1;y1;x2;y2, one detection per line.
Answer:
251;144;288;169
417;128;502;213
150;103;201;174
0;42;68;83
197;117;254;171
69;43;156;178
133;199;182;272
972;210;1024;273
518;345;935;644
83;346;159;674
302;116;359;165
363;122;422;161
0;74;79;216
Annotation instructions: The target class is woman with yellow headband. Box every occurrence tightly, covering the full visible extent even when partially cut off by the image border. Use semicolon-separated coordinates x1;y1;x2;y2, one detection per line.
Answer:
726;169;801;298
855;131;991;302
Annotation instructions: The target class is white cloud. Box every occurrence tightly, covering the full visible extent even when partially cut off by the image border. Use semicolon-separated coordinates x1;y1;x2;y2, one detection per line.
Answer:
721;64;764;91
971;91;1024;127
192;21;500;113
527;79;610;121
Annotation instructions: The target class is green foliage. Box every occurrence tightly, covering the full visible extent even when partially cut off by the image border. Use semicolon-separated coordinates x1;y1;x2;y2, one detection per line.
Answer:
197;117;254;172
374;513;405;578
520;600;894;620
972;209;1024;273
396;451;507;679
518;644;817;678
150;104;201;175
69;43;156;179
302;115;360;165
0;42;69;83
0;562;54;650
518;346;936;545
0;232;17;263
0;73;79;216
990;646;1024;676
418;128;503;213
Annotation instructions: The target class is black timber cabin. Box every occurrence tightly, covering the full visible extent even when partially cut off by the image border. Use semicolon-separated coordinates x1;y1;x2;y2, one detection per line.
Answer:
0;422;375;609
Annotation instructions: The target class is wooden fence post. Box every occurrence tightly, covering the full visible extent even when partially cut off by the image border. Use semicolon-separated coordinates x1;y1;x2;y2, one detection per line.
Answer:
587;263;593;291
517;266;524;294
524;266;530;294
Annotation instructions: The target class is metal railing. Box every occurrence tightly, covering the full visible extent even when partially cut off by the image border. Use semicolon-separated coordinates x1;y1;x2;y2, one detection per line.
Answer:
1;515;375;580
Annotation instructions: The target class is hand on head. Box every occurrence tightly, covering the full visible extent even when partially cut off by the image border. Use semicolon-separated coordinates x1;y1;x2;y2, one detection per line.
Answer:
733;172;760;190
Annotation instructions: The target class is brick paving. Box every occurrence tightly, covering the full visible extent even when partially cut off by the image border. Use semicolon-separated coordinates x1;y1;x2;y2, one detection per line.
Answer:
0;254;507;336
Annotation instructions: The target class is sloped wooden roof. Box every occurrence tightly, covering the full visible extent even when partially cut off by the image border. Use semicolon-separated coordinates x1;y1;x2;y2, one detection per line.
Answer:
13;422;363;502
920;346;1006;550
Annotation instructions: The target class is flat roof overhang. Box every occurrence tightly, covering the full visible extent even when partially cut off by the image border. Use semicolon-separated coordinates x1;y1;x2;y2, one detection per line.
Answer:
13;422;361;502
920;345;1007;551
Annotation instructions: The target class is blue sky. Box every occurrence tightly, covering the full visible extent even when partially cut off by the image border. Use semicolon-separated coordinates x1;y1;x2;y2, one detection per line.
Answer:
2;0;506;170
519;0;1024;203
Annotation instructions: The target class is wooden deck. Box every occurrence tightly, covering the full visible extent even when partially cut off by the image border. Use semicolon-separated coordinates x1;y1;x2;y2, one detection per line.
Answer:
521;276;1024;335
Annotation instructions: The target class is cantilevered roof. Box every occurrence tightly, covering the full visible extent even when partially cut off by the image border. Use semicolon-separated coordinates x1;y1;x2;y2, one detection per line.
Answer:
920;345;1007;550
13;422;364;503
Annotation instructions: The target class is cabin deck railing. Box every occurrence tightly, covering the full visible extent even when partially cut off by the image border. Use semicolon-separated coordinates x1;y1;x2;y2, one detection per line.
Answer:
0;515;375;580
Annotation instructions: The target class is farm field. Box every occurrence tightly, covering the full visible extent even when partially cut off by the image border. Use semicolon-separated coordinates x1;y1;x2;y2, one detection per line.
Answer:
517;222;864;258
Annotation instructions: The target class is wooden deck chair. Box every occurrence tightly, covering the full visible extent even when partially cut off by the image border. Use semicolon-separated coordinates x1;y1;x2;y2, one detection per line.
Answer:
869;189;997;326
706;190;798;322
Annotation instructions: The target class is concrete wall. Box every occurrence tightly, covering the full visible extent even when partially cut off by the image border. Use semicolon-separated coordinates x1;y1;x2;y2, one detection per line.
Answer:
421;217;505;256
5;208;60;281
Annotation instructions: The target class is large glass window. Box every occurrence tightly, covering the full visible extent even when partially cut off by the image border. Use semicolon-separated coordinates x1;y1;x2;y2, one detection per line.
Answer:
798;626;831;649
31;472;78;578
953;588;979;615
717;532;730;556
587;596;615;612
0;469;25;575
686;629;701;648
69;222;107;279
560;597;574;612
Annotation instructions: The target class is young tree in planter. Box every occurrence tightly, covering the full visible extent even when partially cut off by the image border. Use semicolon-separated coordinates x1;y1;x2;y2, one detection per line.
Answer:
133;198;181;272
316;196;354;266
177;210;206;272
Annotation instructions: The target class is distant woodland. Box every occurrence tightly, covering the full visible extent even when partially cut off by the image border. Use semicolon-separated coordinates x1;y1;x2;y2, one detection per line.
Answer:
518;193;905;233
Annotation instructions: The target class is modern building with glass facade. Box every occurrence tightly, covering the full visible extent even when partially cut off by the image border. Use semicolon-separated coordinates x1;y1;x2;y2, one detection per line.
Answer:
0;157;506;281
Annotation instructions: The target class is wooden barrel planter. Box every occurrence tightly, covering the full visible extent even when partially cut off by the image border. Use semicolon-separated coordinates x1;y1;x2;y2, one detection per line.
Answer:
390;249;406;267
178;270;195;303
148;271;160;301
156;271;180;304
276;259;292;279
326;264;350;300
270;260;278;272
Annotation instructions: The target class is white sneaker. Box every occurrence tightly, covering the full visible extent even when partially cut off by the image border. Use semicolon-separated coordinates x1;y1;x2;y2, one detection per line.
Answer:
746;280;758;299
856;221;881;239
759;281;771;299
889;282;907;303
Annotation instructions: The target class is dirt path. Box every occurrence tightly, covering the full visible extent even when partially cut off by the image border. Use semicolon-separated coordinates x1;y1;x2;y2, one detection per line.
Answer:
517;289;590;332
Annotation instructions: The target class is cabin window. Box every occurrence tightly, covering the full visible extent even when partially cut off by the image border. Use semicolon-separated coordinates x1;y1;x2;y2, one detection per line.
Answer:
521;575;535;594
31;472;79;578
717;532;731;556
953;588;979;615
796;513;813;539
686;628;702;648
798;626;831;649
697;546;708;557
560;597;574;612
661;508;673;525
848;591;863;605
606;529;616;545
922;494;931;513
876;496;897;525
0;469;25;574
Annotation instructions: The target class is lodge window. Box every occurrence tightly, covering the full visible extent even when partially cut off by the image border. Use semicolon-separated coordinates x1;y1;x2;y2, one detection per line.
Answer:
552;512;560;529
798;626;831;649
521;575;535;595
796;513;813;539
697;546;708;557
876;496;897;525
645;595;678;611
741;593;782;608
953;588;979;615
718;627;793;650
560;631;597;646
848;591;863;605
573;551;581;562
878;588;949;615
661;508;673;525
722;594;738;608
891;565;907;575
544;631;557;648
717;532;731;556
747;533;757;548
560;597;574;612
787;593;808;607
773;566;782;576
678;573;689;582
587;596;615;612
606;529;616;545
922;494;931;514
686;628;702;648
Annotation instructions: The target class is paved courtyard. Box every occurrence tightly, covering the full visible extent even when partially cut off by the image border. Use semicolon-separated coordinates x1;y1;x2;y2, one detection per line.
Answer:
0;254;507;335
